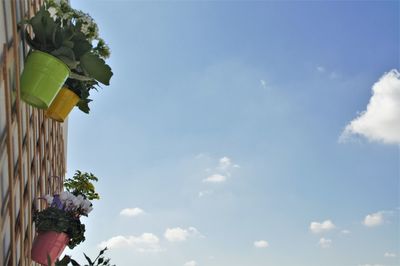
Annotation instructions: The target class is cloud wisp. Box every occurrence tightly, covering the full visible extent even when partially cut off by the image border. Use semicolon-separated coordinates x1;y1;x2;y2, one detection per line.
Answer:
341;69;400;144
318;238;332;248
184;261;197;266
384;252;397;258
202;156;239;183
254;240;269;248
120;207;144;217
98;233;162;252
164;227;202;242
310;220;336;234
203;174;226;183
363;212;384;227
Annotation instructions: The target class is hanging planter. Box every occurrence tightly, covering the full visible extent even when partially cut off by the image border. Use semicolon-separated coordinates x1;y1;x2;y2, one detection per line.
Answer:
45;86;80;122
20;4;113;111
31;171;100;264
31;231;69;265
20;51;70;109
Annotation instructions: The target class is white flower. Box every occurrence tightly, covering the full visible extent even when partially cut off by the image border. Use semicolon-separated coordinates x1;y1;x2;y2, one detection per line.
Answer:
47;7;57;20
59;191;70;202
79;198;93;215
72;194;84;208
86;206;93;214
81;199;91;209
44;195;53;205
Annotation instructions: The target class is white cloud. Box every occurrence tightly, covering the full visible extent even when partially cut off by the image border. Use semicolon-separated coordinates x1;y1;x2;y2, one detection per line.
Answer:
341;229;351;235
201;156;239;184
98;233;162;252
218;156;239;172
358;264;384;266
203;174;226;183
317;66;326;73
309;220;336;234
198;190;213;197
341;69;400;144
363;212;384;227
184;261;197;266
218;157;232;170
164;227;202;242
120;207;144;217
260;79;267;89
384;252;396;258
318;238;332;248
254;240;269;248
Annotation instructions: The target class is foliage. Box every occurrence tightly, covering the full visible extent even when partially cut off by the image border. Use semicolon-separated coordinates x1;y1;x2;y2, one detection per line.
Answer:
34;207;85;249
64;171;100;200
21;2;113;113
65;78;97;114
51;248;115;266
33;170;99;249
45;0;112;113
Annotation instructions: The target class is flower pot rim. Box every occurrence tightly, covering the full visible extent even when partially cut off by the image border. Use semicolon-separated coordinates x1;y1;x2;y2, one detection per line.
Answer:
63;85;81;97
29;50;71;75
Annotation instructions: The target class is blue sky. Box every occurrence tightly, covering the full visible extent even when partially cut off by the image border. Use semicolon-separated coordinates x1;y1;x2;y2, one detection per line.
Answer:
66;1;399;266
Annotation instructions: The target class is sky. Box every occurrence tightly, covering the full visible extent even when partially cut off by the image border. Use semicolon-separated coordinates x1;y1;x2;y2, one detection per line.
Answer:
65;1;399;266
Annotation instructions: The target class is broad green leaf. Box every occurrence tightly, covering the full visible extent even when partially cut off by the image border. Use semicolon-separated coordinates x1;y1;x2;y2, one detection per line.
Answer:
29;7;56;46
71;32;92;58
63;40;74;49
57;56;78;69
80;53;113;85
51;46;75;60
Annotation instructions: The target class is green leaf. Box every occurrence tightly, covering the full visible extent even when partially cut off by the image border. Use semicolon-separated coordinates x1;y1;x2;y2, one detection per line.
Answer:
47;254;52;266
76;98;92;114
24;30;40;51
58;56;78;69
71;259;80;266
71;33;92;59
79;53;113;85
63;40;75;49
83;253;93;265
55;255;71;266
51;46;77;69
29;7;56;46
51;46;75;59
99;247;107;256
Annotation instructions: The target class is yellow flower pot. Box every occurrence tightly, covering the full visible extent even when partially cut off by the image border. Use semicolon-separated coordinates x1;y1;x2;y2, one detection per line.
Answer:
45;87;80;122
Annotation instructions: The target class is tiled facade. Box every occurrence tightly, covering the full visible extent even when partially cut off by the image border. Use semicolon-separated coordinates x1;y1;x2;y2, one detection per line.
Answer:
0;1;67;265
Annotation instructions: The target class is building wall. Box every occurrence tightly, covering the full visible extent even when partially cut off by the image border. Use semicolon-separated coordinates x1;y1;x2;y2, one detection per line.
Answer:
0;1;67;265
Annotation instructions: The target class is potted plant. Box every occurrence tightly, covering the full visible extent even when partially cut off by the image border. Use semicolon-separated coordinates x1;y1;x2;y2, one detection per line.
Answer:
20;1;113;110
44;0;113;121
31;171;100;265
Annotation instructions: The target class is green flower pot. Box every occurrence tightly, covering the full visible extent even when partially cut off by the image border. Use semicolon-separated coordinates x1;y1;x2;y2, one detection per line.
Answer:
20;51;70;109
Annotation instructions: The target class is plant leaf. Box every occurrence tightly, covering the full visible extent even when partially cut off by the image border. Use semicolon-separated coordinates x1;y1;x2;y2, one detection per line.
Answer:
71;259;81;266
47;254;52;266
29;7;56;46
79;52;113;85
83;253;93;265
71;32;92;59
69;72;93;81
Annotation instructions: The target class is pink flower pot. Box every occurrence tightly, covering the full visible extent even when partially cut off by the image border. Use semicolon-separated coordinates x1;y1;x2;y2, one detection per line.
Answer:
31;231;69;265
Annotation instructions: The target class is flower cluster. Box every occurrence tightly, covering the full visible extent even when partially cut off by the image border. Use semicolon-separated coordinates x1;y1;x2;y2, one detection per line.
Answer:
46;0;110;59
43;191;93;216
